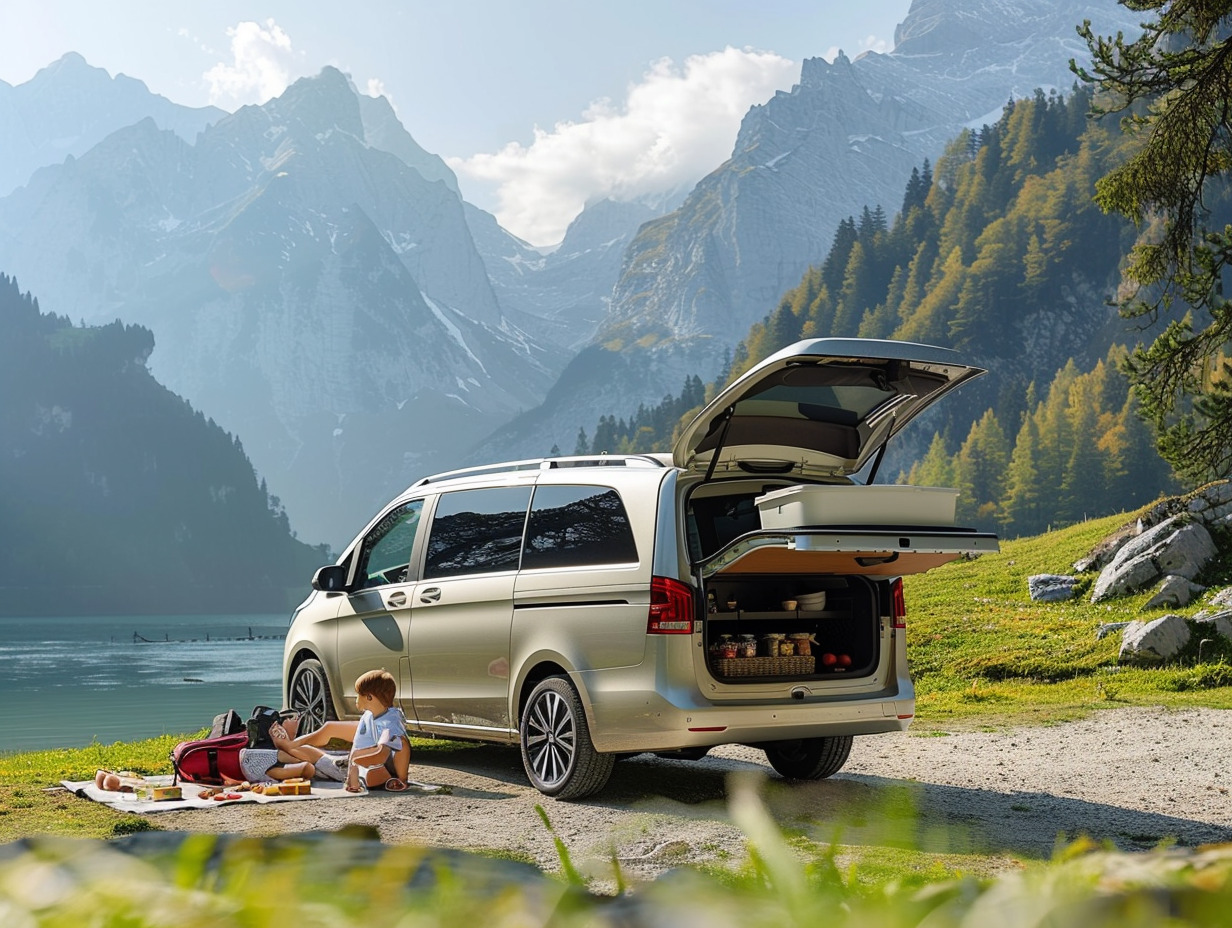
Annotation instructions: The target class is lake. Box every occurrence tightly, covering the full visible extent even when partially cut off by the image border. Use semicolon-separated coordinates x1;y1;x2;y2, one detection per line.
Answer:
0;614;289;753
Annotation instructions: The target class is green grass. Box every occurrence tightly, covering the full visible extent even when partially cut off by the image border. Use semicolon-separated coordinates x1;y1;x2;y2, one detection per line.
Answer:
903;508;1232;727
0;733;475;843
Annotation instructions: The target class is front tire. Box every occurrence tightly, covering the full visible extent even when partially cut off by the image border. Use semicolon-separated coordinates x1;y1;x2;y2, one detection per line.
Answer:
288;658;337;734
764;736;852;780
519;676;614;800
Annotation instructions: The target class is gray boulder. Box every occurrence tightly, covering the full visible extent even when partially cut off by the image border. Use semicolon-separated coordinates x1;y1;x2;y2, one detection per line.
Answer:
1096;621;1130;640
1207;587;1232;610
1091;517;1217;603
1142;575;1206;611
1028;574;1081;602
1119;614;1192;664
1193;610;1232;642
1187;481;1232;524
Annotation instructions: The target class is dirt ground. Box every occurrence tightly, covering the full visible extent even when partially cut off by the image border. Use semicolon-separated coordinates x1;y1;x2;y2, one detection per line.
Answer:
158;706;1232;883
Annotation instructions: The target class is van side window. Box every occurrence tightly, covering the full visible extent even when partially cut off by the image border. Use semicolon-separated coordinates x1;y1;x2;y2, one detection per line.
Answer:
354;500;423;590
522;485;638;570
424;486;533;579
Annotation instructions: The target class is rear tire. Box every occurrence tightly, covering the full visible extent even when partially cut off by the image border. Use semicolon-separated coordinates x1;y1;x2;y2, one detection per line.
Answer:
288;658;337;734
520;676;614;800
764;736;852;780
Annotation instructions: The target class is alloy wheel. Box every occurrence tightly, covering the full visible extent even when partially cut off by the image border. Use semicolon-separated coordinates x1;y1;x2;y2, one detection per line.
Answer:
524;689;576;788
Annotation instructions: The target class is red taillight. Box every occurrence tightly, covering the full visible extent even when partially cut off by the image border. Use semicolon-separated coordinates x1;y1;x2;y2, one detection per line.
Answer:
891;578;906;629
647;576;695;634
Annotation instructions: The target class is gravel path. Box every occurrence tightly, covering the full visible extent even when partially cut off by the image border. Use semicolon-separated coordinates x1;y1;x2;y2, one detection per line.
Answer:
160;707;1232;881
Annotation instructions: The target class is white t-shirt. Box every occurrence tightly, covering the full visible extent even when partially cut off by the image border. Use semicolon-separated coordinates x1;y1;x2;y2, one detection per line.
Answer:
354;706;407;753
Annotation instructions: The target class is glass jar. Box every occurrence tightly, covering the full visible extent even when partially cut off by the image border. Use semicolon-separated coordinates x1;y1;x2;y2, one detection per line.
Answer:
788;633;813;656
761;633;785;657
738;634;758;658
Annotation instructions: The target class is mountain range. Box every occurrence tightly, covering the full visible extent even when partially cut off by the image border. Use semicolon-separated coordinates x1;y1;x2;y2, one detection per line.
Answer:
0;52;222;198
0;0;1140;546
468;0;1142;464
0;66;559;543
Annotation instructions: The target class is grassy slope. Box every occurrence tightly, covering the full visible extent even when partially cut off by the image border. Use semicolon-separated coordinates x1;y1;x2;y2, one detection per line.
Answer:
906;509;1232;727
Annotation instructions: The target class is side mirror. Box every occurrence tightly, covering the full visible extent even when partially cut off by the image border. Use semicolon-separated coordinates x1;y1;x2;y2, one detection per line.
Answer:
311;564;348;592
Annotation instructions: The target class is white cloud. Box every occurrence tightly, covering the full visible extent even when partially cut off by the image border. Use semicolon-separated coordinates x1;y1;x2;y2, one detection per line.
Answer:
364;78;388;101
822;33;893;63
204;19;301;107
449;46;796;246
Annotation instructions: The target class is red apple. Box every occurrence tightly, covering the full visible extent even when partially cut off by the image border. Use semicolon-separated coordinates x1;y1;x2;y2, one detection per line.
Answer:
837;653;852;667
821;652;838;667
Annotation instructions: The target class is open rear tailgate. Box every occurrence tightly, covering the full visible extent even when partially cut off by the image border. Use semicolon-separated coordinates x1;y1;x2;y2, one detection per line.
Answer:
699;528;1000;578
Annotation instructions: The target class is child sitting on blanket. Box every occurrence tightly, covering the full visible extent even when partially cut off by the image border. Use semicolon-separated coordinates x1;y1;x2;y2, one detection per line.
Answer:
271;668;411;792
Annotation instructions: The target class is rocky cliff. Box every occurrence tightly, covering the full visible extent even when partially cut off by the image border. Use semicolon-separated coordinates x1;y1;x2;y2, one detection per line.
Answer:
0;68;554;545
470;0;1140;464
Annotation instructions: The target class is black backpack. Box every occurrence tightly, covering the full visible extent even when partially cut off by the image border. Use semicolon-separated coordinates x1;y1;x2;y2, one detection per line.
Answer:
209;709;245;739
245;705;297;749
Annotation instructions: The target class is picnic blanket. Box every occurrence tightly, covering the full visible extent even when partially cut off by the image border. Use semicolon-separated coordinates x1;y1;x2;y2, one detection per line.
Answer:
62;769;447;814
60;774;362;814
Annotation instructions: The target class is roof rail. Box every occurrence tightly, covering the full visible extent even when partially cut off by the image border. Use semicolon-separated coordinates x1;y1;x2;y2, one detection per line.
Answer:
545;454;666;470
410;454;666;488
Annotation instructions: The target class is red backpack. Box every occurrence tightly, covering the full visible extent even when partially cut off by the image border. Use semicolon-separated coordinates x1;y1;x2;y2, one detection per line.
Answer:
170;730;247;785
170;710;249;785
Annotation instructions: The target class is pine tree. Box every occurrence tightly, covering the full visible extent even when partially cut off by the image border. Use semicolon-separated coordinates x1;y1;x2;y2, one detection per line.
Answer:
1076;0;1232;483
954;410;1010;525
903;432;955;489
1003;415;1044;536
1060;376;1107;522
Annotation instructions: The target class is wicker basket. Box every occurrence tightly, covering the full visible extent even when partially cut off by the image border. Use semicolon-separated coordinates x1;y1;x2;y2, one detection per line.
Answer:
711;655;816;677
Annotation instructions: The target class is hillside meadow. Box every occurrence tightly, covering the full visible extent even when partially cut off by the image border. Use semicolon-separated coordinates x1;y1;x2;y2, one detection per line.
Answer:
2;504;1231;925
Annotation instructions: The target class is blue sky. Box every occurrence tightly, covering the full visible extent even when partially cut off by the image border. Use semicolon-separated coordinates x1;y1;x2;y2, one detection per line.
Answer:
0;1;913;243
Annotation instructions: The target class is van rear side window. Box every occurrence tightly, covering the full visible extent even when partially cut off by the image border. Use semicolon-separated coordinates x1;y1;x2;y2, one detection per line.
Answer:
522;485;638;570
424;487;533;578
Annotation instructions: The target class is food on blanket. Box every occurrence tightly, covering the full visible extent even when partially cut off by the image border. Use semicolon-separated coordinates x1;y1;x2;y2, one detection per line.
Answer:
279;778;311;795
234;781;253;792
211;791;243;801
135;785;182;801
200;787;223;798
259;784;278;795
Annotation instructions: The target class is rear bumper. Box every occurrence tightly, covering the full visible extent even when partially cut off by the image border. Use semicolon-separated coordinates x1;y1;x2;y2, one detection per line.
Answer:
576;666;915;753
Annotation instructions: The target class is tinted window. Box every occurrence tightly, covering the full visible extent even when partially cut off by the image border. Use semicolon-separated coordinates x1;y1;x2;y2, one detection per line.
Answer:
522;485;638;570
688;493;759;559
354;500;423;590
424;487;532;579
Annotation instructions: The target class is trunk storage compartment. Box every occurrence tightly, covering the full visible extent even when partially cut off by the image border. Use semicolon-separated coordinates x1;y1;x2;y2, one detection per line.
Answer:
703;575;879;682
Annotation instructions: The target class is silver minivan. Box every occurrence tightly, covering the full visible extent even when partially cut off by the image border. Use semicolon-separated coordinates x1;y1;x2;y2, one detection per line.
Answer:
283;338;998;799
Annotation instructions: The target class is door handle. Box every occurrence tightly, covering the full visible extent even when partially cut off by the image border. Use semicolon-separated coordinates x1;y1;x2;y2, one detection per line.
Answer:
386;591;407;608
419;587;442;604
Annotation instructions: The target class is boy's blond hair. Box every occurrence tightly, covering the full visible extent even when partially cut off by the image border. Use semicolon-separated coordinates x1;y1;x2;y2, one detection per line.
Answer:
355;668;397;707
